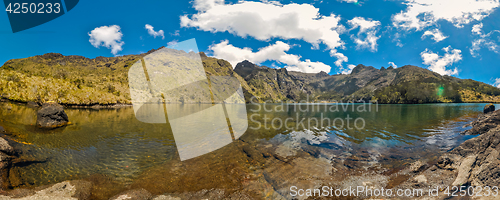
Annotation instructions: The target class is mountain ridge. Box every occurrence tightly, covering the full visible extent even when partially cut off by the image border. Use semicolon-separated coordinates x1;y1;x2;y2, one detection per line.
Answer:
1;50;499;105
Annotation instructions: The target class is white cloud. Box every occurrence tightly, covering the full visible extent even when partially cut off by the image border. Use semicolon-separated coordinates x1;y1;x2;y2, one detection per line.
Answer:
181;0;345;51
330;50;348;67
340;64;356;74
494;78;500;88
388;62;398;68
470;23;500;57
421;28;448;42
472;23;484;35
348;17;381;51
209;40;331;73
167;40;178;47
420;46;461;76
392;0;500;30
145;24;165;39
88;25;124;56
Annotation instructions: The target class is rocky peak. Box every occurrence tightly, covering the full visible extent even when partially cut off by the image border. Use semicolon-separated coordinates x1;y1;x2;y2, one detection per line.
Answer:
316;71;329;78
351;64;377;75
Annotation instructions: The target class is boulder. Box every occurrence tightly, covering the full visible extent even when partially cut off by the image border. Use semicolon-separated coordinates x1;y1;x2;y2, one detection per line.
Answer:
109;188;152;200
36;103;69;129
0;126;5;133
484;103;495;114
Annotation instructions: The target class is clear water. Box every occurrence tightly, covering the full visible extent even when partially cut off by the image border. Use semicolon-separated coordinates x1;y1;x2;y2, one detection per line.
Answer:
0;102;495;192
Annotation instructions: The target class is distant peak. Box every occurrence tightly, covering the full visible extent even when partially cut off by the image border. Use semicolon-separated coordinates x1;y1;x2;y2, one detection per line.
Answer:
351;64;376;74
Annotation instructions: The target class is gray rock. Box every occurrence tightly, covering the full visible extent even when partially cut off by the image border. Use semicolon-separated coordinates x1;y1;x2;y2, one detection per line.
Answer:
452;155;476;186
0;138;13;155
409;160;428;173
36;103;69;129
152;195;181;200
109;188;152;200
0;126;4;134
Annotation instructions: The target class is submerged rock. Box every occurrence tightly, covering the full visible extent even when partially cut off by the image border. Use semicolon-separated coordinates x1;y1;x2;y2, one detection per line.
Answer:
2;180;92;200
36;102;69;129
484;103;495;114
27;101;40;108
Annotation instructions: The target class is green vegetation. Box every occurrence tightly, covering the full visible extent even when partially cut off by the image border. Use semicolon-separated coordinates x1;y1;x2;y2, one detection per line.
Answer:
1;50;499;105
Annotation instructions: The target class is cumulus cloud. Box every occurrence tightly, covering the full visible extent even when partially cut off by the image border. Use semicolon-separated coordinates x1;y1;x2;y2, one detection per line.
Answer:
472;23;484;35
470;23;500;57
181;0;345;51
348;17;381;51
420;46;461;76
330;50;348;67
340;64;356;74
421;28;448;42
209;40;331;73
388;62;398;68
145;24;165;39
392;0;500;30
88;25;124;56
494;78;500;88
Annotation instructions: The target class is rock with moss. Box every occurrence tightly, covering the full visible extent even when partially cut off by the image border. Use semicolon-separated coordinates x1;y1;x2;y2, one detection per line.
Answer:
484;103;495;114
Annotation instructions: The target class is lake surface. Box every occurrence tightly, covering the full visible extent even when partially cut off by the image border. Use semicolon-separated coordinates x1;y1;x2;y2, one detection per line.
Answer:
0;102;495;198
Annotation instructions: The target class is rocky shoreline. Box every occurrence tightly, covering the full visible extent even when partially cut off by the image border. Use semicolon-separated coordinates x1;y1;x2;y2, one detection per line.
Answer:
389;108;500;199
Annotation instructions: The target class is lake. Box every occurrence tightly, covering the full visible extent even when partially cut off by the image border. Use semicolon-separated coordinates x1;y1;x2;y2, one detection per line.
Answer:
0;102;494;199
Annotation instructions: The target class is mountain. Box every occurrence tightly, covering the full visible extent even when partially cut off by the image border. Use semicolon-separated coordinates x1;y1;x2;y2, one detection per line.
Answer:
233;61;500;103
1;49;499;105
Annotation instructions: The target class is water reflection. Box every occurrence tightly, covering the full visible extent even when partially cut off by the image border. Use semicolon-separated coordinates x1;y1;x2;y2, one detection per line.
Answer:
0;102;495;189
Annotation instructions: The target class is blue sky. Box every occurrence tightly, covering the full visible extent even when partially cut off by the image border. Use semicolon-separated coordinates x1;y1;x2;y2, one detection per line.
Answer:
1;0;500;87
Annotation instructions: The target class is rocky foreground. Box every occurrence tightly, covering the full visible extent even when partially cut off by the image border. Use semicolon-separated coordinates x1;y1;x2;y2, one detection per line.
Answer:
392;108;500;199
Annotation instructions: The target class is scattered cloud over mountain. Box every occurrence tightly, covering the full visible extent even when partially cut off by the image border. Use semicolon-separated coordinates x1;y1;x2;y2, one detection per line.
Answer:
181;0;346;64
340;64;356;74
420;46;461;76
330;50;348;67
209;40;331;73
388;62;398;68
348;17;381;51
393;0;500;30
422;29;448;42
145;24;165;39
88;25;124;56
494;78;500;88
470;23;500;57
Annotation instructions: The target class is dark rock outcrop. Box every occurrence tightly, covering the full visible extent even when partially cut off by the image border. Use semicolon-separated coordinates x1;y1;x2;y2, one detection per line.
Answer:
462;108;500;135
36;103;69;129
484;103;495;114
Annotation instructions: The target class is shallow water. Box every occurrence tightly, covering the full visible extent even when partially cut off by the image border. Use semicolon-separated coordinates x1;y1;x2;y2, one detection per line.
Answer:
0;102;495;195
